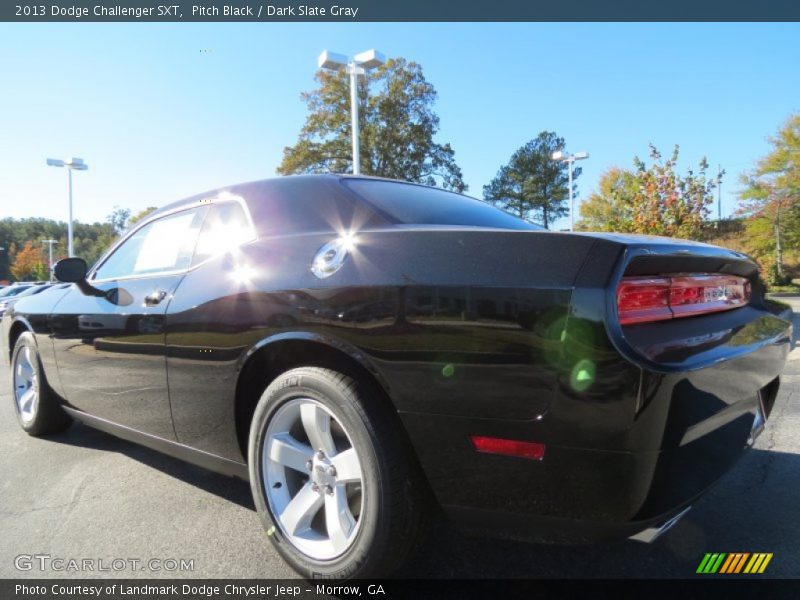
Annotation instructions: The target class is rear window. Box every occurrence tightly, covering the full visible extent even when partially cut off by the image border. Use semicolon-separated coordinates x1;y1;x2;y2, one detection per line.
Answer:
342;179;541;231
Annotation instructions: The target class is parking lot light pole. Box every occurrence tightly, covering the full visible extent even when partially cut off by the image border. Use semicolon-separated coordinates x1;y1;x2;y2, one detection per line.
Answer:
552;150;589;232
46;157;89;257
41;239;58;281
317;50;386;175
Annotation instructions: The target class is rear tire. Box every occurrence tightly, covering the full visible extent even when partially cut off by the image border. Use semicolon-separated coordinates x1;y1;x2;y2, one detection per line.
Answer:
248;366;428;578
11;332;72;436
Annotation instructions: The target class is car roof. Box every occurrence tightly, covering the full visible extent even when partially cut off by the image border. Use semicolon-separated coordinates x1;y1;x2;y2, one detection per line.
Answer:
147;174;337;217
16;284;53;297
145;174;456;221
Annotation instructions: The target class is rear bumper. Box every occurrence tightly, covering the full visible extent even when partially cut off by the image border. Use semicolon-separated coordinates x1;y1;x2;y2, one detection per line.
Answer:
407;404;764;544
400;328;787;543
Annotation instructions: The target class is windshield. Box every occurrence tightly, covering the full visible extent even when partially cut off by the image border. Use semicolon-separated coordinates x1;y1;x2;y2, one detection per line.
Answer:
342;179;542;231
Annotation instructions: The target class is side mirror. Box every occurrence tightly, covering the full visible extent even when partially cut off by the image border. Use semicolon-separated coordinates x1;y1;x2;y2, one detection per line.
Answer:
54;258;88;283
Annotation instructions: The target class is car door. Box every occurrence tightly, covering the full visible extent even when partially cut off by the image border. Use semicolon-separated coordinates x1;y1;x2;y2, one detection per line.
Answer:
49;206;207;439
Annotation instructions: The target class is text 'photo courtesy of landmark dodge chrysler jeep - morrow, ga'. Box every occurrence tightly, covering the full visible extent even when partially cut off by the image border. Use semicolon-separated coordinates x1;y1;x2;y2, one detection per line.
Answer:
2;175;792;578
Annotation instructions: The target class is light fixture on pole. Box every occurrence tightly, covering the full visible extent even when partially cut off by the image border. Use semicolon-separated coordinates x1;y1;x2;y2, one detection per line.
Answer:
46;157;89;258
41;239;58;281
317;49;386;175
552;150;589;232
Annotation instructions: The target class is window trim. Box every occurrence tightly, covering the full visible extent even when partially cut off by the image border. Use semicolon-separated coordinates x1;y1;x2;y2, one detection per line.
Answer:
89;194;257;284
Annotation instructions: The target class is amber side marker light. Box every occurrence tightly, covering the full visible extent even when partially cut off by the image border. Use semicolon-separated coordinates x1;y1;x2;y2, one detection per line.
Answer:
617;274;751;325
469;436;546;460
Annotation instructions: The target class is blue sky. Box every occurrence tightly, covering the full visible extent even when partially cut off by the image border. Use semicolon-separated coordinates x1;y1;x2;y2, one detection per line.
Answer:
0;22;798;231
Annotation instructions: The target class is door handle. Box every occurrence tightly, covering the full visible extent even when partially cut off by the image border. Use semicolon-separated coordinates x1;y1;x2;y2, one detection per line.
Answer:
144;290;168;306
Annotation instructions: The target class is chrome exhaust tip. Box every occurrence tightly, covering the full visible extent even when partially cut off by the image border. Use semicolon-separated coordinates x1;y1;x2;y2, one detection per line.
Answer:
629;506;691;543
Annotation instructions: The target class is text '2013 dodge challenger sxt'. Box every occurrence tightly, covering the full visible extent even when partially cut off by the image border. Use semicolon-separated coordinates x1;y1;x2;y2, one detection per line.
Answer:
2;175;792;578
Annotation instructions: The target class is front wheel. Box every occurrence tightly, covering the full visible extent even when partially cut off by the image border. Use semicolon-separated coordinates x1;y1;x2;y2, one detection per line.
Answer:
11;332;72;436
248;367;428;578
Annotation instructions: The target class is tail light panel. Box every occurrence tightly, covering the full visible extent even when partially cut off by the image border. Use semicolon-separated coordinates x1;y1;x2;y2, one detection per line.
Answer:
617;274;751;325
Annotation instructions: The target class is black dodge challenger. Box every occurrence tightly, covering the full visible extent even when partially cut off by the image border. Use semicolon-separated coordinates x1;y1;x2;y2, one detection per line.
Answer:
2;175;793;578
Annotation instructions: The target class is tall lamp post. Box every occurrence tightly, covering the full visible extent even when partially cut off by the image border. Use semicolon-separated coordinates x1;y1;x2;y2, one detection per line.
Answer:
317;49;386;175
46;157;89;257
552;150;589;231
41;239;58;281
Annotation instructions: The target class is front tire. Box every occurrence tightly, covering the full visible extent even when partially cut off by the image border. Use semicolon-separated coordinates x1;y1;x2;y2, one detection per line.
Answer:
248;367;427;578
11;332;72;436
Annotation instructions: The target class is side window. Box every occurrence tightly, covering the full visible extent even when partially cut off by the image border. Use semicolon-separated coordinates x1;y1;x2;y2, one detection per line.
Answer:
192;201;255;266
93;208;206;280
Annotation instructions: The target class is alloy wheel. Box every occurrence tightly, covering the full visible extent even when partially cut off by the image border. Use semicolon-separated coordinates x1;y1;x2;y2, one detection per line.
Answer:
14;346;39;425
262;397;365;560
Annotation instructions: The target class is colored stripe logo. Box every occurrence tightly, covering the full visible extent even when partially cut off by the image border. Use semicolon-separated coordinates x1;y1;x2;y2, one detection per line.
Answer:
697;552;773;574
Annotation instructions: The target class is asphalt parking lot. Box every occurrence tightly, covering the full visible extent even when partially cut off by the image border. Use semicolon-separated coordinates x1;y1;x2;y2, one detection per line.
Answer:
1;298;798;579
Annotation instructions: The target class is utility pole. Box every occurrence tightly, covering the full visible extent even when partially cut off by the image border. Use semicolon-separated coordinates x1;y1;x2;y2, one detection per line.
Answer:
41;239;58;281
717;164;723;221
775;196;784;281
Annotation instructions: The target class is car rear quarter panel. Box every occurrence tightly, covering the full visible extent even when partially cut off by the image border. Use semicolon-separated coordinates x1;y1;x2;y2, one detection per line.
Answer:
163;229;598;460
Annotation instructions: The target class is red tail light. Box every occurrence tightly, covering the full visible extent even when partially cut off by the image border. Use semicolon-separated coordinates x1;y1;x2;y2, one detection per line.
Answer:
617;274;751;325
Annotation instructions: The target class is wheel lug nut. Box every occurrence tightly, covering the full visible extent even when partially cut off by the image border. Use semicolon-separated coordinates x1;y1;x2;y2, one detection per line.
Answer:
325;485;334;496
311;483;320;493
326;466;337;477
305;459;313;471
316;450;325;460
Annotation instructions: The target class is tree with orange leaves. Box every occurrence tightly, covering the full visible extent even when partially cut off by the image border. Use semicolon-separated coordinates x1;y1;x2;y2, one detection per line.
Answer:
10;241;48;281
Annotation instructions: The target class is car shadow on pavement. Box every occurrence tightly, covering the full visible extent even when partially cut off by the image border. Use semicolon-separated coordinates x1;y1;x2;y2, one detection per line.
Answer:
42;412;800;578
402;446;800;578
47;421;256;511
